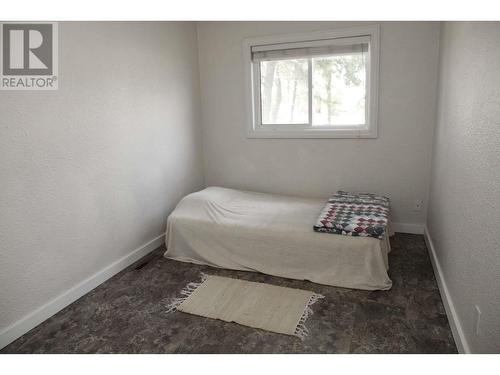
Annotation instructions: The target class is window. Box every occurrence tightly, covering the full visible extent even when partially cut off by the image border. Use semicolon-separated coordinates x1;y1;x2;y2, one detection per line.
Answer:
243;26;379;138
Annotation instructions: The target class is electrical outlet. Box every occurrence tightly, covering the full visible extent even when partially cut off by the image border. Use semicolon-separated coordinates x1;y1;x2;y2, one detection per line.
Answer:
413;199;423;212
474;305;481;336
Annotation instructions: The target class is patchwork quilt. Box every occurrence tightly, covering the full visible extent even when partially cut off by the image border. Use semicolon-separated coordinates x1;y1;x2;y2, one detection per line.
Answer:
314;191;390;239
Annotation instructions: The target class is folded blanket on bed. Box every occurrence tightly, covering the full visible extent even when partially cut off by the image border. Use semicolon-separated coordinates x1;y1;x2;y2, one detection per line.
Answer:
313;191;390;239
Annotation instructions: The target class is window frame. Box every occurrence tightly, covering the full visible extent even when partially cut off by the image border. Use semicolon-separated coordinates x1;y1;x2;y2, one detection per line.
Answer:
243;25;380;139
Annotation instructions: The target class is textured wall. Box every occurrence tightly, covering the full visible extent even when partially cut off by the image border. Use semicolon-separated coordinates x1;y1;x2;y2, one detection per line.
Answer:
427;22;500;353
0;22;204;331
196;21;440;225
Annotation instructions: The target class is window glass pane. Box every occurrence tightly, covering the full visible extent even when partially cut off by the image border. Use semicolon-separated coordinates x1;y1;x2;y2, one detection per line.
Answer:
312;53;366;126
260;59;308;125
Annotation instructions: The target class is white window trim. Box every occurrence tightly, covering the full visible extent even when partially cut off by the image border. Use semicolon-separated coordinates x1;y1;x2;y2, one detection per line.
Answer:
243;25;380;139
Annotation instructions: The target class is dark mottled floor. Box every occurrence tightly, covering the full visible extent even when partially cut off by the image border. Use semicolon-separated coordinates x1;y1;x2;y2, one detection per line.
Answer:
1;233;457;354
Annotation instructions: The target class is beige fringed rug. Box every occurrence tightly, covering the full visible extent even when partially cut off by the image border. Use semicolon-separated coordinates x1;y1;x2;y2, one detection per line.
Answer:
166;274;324;339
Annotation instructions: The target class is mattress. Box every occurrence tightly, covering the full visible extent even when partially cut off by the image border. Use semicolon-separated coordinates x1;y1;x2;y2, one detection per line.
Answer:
164;187;392;290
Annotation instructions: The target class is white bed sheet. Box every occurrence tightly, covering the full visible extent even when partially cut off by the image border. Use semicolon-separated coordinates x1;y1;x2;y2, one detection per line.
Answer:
164;187;392;290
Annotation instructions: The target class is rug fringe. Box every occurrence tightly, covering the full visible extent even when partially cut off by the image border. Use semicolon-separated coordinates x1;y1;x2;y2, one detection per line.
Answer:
294;293;324;340
165;272;208;314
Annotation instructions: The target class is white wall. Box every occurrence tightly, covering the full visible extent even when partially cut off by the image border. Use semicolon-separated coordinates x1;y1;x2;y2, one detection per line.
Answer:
196;22;440;226
427;22;500;353
0;22;204;337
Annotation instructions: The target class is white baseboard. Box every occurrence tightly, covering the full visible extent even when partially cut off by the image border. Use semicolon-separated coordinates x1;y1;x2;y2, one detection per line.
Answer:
424;226;470;353
0;233;165;350
392;222;424;234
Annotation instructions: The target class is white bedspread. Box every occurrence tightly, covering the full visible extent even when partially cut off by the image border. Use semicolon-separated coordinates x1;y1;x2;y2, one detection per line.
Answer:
164;187;392;290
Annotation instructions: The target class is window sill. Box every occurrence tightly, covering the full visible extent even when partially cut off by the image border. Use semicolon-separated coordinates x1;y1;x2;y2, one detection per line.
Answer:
246;128;378;139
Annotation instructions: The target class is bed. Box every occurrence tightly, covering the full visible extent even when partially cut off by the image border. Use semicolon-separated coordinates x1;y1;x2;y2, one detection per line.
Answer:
164;187;393;290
